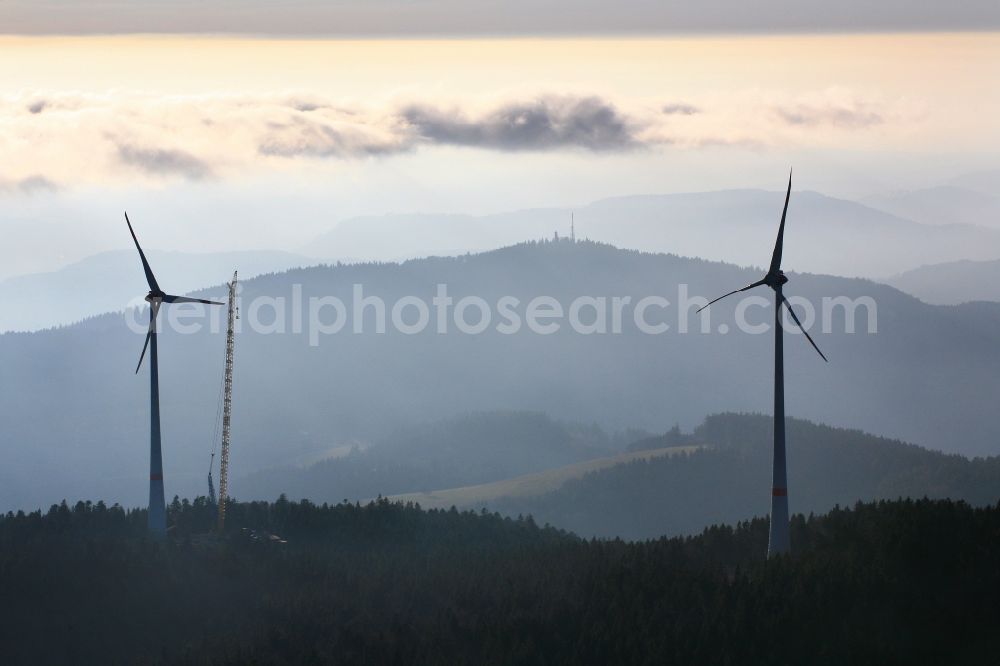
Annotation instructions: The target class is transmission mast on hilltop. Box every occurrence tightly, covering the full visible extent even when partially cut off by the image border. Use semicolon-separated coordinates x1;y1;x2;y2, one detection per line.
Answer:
217;271;238;532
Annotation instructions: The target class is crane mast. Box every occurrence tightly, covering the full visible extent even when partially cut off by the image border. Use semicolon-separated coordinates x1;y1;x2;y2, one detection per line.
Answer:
207;452;216;505
217;271;238;532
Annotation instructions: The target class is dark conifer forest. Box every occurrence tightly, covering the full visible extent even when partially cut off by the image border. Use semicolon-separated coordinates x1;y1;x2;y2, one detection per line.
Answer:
1;497;996;665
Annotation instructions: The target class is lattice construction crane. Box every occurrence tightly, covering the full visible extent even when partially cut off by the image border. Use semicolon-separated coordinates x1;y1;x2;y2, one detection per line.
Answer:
217;271;238;532
207;452;216;505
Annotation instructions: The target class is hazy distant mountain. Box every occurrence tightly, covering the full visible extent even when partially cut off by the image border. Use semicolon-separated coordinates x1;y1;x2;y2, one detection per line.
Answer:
307;190;1000;277
949;169;1000;196
3;240;1000;513
0;249;317;332
864;186;1000;228
886;259;1000;305
489;413;1000;539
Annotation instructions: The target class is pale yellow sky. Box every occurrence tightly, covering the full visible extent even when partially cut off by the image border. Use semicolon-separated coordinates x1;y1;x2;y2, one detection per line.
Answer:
0;32;997;278
2;33;996;98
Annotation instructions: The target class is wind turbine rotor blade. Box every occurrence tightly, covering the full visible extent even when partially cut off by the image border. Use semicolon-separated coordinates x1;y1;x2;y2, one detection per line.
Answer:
135;331;151;374
779;294;828;362
162;294;223;305
769;169;793;273
125;212;161;293
697;278;768;313
134;301;161;374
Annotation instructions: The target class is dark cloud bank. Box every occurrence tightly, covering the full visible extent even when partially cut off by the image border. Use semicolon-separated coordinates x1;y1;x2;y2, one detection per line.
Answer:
117;144;213;180
0;175;59;194
258;96;649;159
401;97;640;152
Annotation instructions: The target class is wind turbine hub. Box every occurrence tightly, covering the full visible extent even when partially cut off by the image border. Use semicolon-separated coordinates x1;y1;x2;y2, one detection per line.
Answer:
765;270;789;288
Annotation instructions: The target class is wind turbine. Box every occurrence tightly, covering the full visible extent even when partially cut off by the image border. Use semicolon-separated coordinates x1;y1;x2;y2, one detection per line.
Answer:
126;212;222;537
698;171;827;557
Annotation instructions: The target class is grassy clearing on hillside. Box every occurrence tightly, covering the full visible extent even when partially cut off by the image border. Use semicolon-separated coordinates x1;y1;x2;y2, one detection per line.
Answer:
387;445;701;509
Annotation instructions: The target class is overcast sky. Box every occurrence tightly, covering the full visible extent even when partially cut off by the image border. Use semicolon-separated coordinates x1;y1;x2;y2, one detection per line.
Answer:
2;1;999;36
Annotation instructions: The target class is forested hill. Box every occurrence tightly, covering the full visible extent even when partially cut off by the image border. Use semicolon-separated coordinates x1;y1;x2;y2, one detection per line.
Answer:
493;413;1000;539
0;498;997;665
241;410;625;502
242;411;1000;540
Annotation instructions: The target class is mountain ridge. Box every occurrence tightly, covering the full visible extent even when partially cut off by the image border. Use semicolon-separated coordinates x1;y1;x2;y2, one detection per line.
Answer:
3;240;1000;513
886;258;1000;305
307;189;1000;277
0;248;318;332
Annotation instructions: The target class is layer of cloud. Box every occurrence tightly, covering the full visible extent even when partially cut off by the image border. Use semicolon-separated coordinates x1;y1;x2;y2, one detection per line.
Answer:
776;104;883;129
662;103;700;116
0;89;904;188
257;115;409;158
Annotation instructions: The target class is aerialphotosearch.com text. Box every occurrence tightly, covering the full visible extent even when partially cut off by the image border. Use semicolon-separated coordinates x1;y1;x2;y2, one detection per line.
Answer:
125;283;878;346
